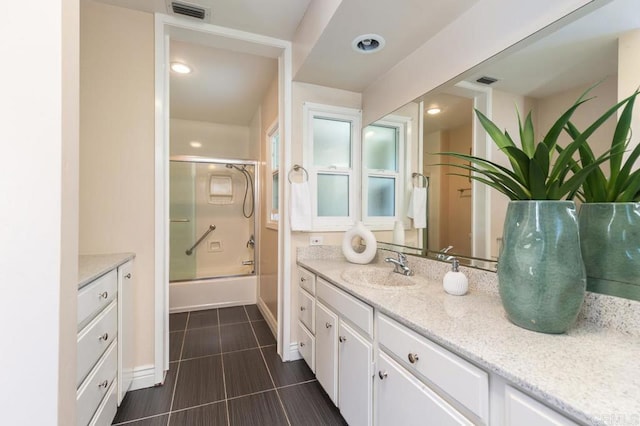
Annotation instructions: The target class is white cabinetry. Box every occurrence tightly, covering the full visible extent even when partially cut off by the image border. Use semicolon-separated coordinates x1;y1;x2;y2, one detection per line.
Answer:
316;277;373;426
376;351;473;426
504;385;578;426
77;258;134;426
296;266;316;371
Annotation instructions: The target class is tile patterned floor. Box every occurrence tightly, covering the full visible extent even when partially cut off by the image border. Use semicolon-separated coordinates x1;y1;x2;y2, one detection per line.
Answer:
113;305;346;426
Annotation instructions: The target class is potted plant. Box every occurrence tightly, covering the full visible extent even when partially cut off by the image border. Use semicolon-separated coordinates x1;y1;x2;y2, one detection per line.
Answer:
438;88;632;333
564;90;640;300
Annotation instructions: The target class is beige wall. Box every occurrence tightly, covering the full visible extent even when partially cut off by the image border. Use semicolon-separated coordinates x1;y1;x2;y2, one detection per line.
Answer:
618;29;640;154
424;131;443;250
361;0;597;124
259;78;280;319
1;0;79;423
442;123;473;254
170;118;254;159
80;1;156;368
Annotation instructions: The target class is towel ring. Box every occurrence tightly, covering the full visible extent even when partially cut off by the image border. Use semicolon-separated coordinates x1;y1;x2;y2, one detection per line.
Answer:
412;172;428;188
288;164;309;183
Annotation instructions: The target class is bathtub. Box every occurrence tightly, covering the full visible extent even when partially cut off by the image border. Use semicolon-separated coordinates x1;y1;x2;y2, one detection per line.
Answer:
169;274;257;313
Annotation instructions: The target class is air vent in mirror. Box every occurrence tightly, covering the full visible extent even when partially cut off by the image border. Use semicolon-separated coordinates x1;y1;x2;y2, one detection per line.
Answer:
166;1;211;21
476;76;498;85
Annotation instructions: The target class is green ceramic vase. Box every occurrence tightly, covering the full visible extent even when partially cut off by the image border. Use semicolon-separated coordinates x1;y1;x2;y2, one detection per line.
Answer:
498;201;586;334
578;203;640;300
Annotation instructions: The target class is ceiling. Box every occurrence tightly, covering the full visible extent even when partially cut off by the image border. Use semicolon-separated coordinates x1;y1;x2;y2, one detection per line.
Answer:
422;94;472;134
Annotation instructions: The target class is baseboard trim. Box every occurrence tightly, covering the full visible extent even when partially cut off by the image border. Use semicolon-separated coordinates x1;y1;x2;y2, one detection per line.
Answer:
257;297;277;336
129;364;159;391
287;342;302;361
169;299;255;314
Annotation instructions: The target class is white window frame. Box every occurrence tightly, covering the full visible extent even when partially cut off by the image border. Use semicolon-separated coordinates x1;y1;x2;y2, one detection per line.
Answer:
266;119;279;230
362;115;412;230
303;102;362;231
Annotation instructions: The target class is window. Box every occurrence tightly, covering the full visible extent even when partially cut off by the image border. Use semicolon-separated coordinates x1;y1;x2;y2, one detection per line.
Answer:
266;120;279;229
362;115;410;229
303;103;361;231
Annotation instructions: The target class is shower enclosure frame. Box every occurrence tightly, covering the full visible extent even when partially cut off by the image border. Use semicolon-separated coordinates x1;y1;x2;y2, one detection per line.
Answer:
169;155;260;282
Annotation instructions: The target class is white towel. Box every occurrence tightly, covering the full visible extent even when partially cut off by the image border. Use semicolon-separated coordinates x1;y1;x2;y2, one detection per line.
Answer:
290;181;312;231
407;187;427;229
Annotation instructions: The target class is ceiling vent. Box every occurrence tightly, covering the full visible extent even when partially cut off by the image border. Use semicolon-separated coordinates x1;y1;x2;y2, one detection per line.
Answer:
166;1;211;21
476;76;498;85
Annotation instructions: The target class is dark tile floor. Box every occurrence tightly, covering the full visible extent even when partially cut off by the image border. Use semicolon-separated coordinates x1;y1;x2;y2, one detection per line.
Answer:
113;305;346;426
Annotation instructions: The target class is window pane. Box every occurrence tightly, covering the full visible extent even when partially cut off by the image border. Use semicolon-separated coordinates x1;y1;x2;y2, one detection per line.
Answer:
364;125;398;171
272;172;279;211
368;176;395;217
271;132;280;169
317;174;349;216
313;117;351;168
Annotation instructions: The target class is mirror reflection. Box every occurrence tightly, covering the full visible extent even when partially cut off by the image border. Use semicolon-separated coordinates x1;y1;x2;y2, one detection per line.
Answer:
372;0;640;275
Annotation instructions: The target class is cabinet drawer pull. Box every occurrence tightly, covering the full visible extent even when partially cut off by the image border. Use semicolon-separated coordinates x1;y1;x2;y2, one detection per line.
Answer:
98;380;109;389
299;342;305;348
339;336;347;343
378;371;388;380
99;291;108;299
300;306;306;312
408;353;419;364
99;333;109;342
125;273;132;279
325;322;332;329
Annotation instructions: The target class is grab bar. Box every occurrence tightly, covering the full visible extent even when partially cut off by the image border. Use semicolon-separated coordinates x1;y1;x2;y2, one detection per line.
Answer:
186;225;216;256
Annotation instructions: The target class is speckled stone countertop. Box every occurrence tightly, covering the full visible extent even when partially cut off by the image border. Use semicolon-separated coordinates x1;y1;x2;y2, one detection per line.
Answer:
297;249;640;426
78;253;135;289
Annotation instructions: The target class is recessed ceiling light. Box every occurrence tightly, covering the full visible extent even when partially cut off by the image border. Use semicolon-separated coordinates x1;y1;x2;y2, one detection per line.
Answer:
427;107;442;115
352;34;386;54
189;141;202;148
171;62;192;74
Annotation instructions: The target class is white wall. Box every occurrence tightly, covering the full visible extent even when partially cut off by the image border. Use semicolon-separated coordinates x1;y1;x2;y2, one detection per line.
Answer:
170;119;253;159
0;0;79;423
362;0;599;124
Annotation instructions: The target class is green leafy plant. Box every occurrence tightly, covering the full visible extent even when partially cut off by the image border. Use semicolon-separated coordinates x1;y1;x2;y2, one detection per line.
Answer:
563;90;640;202
438;89;635;200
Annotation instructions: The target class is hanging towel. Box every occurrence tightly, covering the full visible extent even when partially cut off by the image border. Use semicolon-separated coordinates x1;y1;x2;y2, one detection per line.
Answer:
407;186;428;229
291;181;312;231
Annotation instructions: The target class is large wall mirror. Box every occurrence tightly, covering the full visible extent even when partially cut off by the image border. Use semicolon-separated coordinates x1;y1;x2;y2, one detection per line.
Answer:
370;0;640;288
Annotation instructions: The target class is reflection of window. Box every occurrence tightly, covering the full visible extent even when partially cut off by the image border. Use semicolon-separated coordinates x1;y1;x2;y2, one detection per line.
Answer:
304;103;361;230
266;120;279;228
362;116;410;229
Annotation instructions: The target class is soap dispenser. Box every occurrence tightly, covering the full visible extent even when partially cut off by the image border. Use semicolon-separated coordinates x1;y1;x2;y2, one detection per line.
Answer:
443;258;468;296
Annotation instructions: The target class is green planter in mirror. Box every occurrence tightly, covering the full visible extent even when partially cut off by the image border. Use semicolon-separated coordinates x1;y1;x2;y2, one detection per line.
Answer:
567;90;640;300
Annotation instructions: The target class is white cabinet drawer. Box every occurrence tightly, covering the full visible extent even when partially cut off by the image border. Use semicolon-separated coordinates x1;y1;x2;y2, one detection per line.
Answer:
77;301;118;387
505;386;578;426
78;270;117;329
377;314;488;423
376;352;473;426
88;379;117;426
298;321;315;373
317;277;373;338
297;266;316;295
298;288;315;333
77;341;117;426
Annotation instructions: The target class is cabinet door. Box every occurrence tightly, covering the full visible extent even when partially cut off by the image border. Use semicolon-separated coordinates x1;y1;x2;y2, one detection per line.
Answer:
505;386;578;426
117;260;134;405
315;301;338;404
376;352;473;426
338;321;372;426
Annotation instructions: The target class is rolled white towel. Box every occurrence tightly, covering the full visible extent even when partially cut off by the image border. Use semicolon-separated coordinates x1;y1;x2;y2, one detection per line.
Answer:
407;187;427;229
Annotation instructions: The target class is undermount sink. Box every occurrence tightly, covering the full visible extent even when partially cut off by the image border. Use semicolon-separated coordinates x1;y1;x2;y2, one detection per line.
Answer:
340;266;419;289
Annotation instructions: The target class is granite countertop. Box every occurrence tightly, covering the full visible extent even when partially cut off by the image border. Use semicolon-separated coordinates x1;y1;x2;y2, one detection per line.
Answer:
298;257;640;426
78;253;135;289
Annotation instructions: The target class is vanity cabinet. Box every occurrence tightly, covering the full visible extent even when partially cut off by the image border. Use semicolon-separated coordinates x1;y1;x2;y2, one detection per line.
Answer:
296;266;316;371
316;277;373;426
503;385;578;426
377;313;489;424
77;257;134;426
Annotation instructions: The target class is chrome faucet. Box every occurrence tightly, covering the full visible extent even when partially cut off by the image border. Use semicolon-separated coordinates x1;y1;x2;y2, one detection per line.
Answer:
436;245;455;261
384;252;413;276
